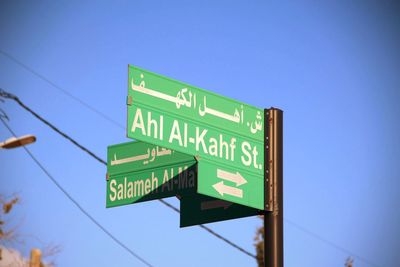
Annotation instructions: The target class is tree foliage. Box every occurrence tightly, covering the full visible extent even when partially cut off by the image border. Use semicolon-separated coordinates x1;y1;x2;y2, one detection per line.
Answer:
254;215;264;267
0;195;19;244
254;217;355;267
0;195;60;266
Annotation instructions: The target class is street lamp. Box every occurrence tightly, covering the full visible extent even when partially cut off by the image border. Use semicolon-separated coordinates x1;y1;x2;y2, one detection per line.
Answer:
0;134;36;149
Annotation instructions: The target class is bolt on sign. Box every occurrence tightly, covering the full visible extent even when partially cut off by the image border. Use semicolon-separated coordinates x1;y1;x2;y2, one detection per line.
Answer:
127;66;265;210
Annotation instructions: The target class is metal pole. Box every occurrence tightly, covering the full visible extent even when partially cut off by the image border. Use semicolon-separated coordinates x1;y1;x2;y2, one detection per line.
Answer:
264;108;283;267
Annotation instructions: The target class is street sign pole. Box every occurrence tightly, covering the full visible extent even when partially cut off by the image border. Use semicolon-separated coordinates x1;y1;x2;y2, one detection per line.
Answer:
264;108;283;267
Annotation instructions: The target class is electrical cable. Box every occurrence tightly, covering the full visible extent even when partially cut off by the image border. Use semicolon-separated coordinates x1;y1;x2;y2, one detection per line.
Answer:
0;49;260;257
0;116;154;267
0;88;257;259
0;89;106;165
158;199;256;258
284;218;379;267
0;53;382;266
0;50;124;130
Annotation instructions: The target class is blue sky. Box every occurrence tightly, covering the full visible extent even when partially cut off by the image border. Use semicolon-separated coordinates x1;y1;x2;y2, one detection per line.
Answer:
1;1;399;266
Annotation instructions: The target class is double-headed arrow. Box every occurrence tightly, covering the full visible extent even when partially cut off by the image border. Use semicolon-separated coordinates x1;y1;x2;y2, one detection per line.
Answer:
200;199;232;211
216;169;247;186
213;169;247;198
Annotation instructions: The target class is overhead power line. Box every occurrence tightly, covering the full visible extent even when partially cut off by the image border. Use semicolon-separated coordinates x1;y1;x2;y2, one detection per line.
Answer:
158;199;256;258
0;116;154;267
0;89;106;165
0;88;257;259
0;52;381;267
0;49;125;130
0;50;259;258
284;218;379;267
1;89;381;267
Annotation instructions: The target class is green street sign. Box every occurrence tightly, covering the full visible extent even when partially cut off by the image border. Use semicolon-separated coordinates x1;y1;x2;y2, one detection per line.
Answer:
127;66;265;209
107;163;196;208
180;194;259;227
106;141;196;208
197;158;263;209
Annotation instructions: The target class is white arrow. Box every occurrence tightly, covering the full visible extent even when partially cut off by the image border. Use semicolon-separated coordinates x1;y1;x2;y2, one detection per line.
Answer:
217;169;247;186
213;182;243;198
200;199;233;211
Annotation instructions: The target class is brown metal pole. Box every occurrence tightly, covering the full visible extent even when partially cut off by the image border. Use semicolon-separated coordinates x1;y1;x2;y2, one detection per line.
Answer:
264;108;283;267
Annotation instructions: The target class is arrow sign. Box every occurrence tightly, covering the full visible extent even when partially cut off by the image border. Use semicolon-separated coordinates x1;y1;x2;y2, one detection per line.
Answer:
200;199;232;210
180;194;259;227
217;169;247;186
213;181;243;198
197;159;263;209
